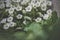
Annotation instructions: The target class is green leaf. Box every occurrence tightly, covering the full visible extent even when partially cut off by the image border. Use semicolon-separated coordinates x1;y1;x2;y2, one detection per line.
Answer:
24;22;47;36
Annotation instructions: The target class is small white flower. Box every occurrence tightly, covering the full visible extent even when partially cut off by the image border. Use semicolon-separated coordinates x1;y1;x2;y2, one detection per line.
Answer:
16;14;23;19
23;20;27;25
41;6;47;11
9;22;16;27
47;9;52;15
6;1;11;7
25;5;32;12
35;1;41;7
28;3;34;8
15;5;22;11
47;1;52;6
43;14;49;20
31;0;38;4
6;3;11;7
0;18;7;23
35;17;42;22
7;16;13;22
24;16;31;20
30;0;40;8
3;23;10;30
8;8;14;14
10;5;16;9
41;4;47;11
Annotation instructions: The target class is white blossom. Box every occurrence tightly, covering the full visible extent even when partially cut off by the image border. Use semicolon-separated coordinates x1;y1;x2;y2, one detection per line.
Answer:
25;5;32;12
43;14;49;20
31;0;38;4
47;1;52;6
35;17;42;22
3;23;10;30
16;14;23;19
41;3;47;11
9;22;16;27
6;3;11;7
15;5;22;11
5;0;11;7
35;1;41;7
47;9;52;15
7;16;13;22
8;8;14;14
30;0;40;8
0;18;7;24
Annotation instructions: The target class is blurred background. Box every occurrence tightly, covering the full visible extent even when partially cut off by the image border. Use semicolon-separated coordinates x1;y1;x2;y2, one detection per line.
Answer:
52;0;60;18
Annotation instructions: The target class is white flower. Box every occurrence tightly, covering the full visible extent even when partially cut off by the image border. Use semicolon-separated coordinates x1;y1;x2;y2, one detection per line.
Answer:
24;16;31;20
16;14;23;19
5;0;11;7
41;3;47;11
47;9;52;15
35;1;41;7
31;0;38;4
7;16;13;22
15;5;22;11
9;22;16;27
3;23;10;30
10;5;16;9
23;20;27;25
43;14;49;20
6;3;11;7
0;18;7;23
30;0;40;8
41;6;47;11
8;8;14;14
47;1;52;6
25;5;32;12
35;17;42;22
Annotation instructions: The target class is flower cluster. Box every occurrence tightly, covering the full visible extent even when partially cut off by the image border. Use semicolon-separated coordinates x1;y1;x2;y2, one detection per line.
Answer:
0;0;53;30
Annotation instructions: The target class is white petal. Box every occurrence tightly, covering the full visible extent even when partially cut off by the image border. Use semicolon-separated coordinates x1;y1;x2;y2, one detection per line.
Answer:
7;16;13;22
0;18;7;23
16;14;23;19
3;23;10;30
